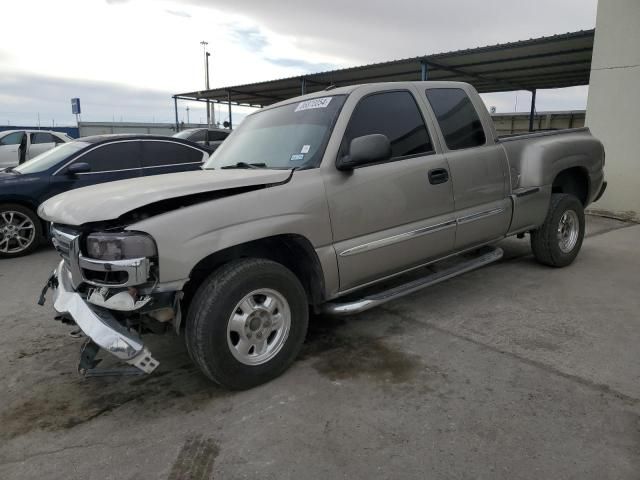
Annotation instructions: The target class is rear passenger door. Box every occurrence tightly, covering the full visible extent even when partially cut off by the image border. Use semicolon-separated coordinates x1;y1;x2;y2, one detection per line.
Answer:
424;87;511;250
141;140;206;176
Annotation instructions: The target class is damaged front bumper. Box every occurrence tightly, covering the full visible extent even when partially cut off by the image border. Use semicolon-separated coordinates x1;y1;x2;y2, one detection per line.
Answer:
51;260;159;374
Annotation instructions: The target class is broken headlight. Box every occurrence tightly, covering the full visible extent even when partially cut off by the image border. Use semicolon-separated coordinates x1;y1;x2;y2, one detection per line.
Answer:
85;232;156;261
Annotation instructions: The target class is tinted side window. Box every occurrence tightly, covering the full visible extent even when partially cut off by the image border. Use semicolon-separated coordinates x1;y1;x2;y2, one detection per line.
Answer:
31;132;56;144
1;132;25;146
208;131;229;142
342;91;433;159
189;130;206;143
141;141;204;167
425;88;486;150
78;142;141;172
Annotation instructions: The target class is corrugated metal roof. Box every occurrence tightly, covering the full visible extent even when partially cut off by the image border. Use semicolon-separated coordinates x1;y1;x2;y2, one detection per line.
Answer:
175;29;594;107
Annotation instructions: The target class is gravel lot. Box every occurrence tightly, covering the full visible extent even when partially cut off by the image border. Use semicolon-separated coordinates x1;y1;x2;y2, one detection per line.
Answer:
1;215;639;480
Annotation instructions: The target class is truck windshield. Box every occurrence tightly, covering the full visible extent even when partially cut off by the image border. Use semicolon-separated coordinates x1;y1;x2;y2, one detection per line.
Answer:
204;95;346;170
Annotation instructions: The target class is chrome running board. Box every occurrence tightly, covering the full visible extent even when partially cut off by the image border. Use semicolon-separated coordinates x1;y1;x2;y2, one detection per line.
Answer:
322;246;503;316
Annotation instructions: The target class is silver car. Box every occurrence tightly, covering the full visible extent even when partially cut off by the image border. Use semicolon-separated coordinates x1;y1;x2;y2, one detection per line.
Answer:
0;130;72;169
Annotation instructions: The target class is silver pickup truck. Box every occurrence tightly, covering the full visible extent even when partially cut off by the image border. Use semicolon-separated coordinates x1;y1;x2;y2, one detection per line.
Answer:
39;81;606;389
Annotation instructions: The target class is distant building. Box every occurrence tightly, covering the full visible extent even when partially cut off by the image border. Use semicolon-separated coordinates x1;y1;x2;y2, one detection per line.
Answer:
78;121;208;138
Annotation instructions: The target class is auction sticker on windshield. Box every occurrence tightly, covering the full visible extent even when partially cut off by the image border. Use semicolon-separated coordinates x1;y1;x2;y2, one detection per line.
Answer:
295;97;332;112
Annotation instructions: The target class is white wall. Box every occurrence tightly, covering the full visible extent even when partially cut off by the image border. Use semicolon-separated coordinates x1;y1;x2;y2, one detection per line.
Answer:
586;0;640;221
78;122;207;138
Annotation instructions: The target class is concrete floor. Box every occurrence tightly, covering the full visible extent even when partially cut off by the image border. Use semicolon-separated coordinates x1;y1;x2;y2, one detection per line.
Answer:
0;215;638;480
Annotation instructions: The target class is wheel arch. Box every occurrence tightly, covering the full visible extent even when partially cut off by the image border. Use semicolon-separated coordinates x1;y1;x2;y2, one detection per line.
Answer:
183;233;327;313
551;166;590;206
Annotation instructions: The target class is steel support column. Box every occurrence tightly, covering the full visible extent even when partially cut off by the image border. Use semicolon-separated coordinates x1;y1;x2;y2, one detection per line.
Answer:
301;77;306;95
227;91;233;130
420;61;429;81
528;88;537;132
173;96;179;132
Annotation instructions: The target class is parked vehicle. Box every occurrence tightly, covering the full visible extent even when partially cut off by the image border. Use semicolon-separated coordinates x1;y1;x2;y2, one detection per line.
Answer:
39;82;606;389
0;130;72;169
173;128;230;150
0;134;211;258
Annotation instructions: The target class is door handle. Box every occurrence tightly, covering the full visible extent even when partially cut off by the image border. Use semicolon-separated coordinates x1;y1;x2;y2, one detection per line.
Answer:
428;168;449;185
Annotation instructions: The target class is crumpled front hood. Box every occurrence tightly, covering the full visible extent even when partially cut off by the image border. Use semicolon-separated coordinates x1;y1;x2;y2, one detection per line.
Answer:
38;169;292;226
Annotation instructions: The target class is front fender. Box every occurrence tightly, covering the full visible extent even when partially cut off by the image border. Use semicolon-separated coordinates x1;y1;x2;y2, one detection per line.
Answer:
128;170;336;290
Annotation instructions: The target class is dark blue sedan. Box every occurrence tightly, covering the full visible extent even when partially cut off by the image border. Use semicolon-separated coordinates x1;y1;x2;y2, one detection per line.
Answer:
0;134;211;258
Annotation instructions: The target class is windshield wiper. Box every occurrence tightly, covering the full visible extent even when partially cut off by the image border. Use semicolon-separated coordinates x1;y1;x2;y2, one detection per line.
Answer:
221;162;267;170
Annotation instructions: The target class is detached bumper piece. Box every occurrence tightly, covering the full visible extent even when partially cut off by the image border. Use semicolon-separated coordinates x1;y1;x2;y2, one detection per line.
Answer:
51;260;159;375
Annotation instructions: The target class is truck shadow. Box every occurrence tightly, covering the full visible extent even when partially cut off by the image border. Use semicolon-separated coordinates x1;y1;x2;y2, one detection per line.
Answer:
2;311;420;442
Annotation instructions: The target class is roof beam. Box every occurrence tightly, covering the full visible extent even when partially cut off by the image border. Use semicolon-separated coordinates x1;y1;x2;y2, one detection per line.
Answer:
423;59;527;91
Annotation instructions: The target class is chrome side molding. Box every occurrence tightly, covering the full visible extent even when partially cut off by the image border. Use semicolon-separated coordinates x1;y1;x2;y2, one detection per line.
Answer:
339;219;456;257
339;207;505;258
456;207;505;225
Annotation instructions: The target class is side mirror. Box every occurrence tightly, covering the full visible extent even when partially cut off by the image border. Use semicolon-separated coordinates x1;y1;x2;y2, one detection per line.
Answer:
66;162;91;175
336;134;392;171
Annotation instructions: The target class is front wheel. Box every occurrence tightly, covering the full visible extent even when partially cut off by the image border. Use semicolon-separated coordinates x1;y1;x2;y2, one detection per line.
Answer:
0;204;42;259
185;258;309;390
530;193;585;267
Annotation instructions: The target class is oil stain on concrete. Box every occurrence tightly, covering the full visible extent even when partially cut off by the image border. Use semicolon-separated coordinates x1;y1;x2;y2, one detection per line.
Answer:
0;345;229;441
301;314;421;384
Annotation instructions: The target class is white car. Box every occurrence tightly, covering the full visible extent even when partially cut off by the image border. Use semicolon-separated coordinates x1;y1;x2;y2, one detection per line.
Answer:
0;130;72;169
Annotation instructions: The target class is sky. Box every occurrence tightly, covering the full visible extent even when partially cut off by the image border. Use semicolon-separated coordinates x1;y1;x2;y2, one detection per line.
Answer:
0;0;598;127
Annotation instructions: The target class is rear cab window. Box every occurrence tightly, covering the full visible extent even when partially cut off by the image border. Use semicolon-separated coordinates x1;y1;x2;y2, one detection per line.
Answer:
341;90;433;161
425;88;486;150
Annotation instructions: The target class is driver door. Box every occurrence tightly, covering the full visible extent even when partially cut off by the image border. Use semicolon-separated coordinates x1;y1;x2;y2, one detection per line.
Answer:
324;89;455;292
0;131;25;168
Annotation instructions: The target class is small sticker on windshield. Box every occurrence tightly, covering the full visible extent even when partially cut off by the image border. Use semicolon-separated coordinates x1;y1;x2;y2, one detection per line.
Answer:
290;154;305;162
301;145;311;154
295;97;332;112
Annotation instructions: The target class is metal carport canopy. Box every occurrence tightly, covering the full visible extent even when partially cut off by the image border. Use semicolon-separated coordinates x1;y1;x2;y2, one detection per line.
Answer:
175;29;594;108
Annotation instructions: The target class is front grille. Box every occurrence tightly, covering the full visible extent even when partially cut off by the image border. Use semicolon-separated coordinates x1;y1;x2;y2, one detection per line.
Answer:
51;225;79;261
51;224;83;288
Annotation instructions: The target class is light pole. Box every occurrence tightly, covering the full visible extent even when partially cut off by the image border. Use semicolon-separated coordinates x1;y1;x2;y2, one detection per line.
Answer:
200;40;211;129
207;51;215;126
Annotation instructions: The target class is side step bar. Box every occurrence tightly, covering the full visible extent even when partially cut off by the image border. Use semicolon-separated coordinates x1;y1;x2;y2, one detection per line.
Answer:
322;247;504;316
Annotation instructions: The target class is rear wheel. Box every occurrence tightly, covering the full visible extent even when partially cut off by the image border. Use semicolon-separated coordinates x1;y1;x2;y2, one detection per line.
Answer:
530;193;585;267
0;204;42;259
185;258;308;390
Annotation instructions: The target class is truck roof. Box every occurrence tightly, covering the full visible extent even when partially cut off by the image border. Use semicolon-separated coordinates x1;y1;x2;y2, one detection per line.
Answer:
264;81;474;111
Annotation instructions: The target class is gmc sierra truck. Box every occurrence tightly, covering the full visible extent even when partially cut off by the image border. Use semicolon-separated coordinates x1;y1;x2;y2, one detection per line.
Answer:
38;81;606;389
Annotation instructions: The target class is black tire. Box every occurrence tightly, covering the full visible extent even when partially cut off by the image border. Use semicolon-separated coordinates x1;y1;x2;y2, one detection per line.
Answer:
0;203;42;259
530;193;585;267
185;258;309;390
